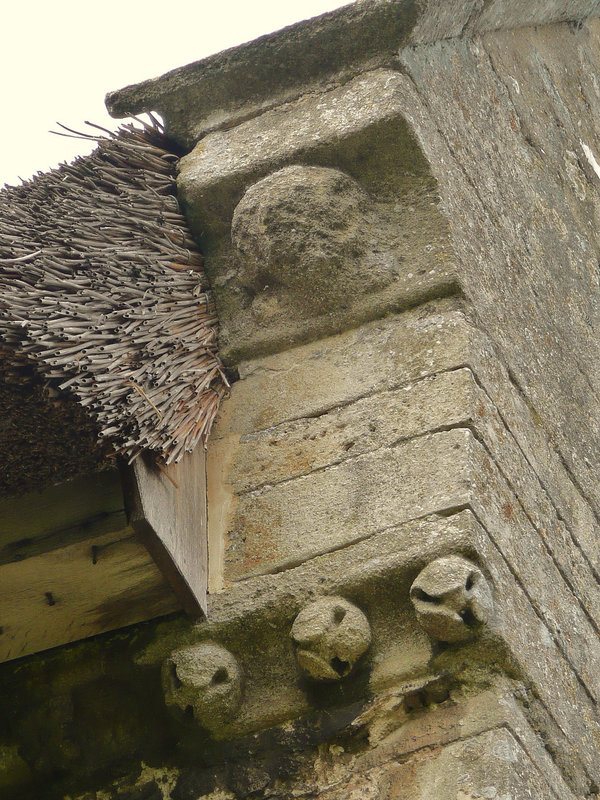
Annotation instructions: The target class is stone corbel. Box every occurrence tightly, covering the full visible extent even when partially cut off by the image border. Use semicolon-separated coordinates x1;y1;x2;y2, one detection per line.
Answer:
175;68;457;363
137;511;504;739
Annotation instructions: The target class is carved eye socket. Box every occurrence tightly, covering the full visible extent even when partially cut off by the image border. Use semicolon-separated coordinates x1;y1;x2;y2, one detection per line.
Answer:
465;573;476;591
459;608;477;627
412;588;443;606
333;607;347;624
212;667;229;685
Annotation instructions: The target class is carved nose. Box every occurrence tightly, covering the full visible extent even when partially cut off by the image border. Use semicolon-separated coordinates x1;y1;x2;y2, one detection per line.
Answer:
410;556;494;642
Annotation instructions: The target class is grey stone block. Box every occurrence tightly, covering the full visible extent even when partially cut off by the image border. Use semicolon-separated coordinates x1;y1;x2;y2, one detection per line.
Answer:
350;683;583;799
140;511;474;736
465;364;600;638
224;427;473;580
472;521;600;787
468;435;600;707
397;22;600;521
106;1;422;148
219;368;476;495
138;505;600;786
400;727;572;800
218;297;471;434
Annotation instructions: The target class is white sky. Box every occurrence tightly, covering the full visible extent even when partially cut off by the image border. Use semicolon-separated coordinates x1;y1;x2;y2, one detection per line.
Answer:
1;0;350;187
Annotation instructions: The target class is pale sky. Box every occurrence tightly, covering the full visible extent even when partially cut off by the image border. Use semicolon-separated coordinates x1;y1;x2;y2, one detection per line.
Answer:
1;0;350;187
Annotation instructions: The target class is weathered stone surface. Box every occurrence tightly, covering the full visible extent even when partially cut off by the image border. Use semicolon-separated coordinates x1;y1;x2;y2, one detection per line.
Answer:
462;351;600;633
210;331;600;728
397;20;600;520
413;0;600;44
208;303;600;650
207;298;471;588
142;493;600;780
224;427;472;580
137;512;479;734
390;727;568;800
177;70;431;239
39;682;582;800
62;679;582;799
217;413;600;733
467;434;600;708
280;727;575;799
230;165;391;317
219;368;474;495
474;0;600;32
148;509;588;778
106;1;422;147
177;69;456;361
408;0;479;43
163;643;242;730
352;682;584;798
221;356;600;640
471;519;600;787
410;555;494;642
2;499;595;795
139;513;471;737
291;596;372;681
220;297;470;434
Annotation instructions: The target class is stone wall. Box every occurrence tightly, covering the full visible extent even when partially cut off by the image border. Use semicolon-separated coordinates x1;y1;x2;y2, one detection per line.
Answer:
3;1;600;798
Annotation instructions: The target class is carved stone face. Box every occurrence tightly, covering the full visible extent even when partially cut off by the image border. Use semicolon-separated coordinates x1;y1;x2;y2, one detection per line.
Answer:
290;596;372;681
410;556;494;642
162;643;242;729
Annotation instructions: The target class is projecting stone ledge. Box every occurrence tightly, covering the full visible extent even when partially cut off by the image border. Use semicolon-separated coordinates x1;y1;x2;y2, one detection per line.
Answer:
106;0;600;149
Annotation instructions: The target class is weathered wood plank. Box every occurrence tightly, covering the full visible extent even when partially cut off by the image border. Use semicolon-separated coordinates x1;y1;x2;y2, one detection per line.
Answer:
122;448;207;617
0;469;127;565
0;528;180;663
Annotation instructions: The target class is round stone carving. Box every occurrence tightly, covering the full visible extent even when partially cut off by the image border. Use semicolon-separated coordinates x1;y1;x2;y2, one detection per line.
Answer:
410;556;494;642
231;165;380;315
291;596;372;681
163;643;242;729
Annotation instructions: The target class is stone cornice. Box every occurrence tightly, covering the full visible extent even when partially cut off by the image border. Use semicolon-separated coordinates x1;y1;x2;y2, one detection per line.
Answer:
105;0;600;149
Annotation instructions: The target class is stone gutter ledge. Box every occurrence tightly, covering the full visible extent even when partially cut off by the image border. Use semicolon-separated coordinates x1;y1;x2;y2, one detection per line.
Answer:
105;0;600;149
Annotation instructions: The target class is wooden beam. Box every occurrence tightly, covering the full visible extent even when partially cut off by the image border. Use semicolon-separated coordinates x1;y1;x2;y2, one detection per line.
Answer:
0;528;179;663
0;470;127;565
121;448;207;618
0;456;206;663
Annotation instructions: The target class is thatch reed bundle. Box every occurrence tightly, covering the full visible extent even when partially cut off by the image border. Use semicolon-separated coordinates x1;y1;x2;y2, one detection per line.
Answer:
0;119;228;478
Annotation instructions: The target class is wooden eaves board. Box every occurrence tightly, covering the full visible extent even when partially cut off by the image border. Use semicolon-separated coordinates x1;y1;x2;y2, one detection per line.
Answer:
0;448;207;664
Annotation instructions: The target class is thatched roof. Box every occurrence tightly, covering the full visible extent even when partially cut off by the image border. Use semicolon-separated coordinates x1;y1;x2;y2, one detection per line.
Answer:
0;120;227;496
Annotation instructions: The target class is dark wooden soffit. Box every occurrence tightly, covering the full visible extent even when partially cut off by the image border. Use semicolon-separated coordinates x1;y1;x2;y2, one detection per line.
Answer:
0;469;180;664
0;447;207;664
